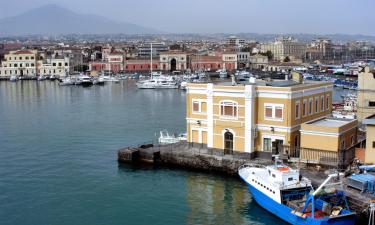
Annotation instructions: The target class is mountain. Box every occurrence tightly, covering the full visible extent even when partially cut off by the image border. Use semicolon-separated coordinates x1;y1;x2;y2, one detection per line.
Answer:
0;4;161;36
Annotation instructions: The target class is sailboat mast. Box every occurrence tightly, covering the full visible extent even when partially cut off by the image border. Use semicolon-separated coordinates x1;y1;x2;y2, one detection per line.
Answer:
150;42;153;79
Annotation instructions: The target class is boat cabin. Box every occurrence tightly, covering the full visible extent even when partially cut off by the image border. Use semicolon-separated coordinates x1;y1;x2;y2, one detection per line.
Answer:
266;165;300;188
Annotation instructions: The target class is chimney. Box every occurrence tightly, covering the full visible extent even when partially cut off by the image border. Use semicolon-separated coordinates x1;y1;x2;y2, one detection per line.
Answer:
291;71;303;84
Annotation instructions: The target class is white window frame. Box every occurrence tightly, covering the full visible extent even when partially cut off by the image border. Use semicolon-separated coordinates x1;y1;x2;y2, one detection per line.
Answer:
192;99;206;114
308;98;313;115
219;100;238;119
315;97;319;114
303;99;307;117
326;94;330;110
264;103;284;121
321;96;325;112
295;100;301;119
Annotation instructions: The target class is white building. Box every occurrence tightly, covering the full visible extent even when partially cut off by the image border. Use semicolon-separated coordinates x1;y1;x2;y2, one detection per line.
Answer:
0;50;38;77
39;57;70;76
260;37;307;62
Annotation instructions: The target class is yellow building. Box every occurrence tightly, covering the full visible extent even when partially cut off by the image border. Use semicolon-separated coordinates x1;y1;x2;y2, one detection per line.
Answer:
362;114;375;164
186;74;332;156
300;117;357;164
357;66;375;122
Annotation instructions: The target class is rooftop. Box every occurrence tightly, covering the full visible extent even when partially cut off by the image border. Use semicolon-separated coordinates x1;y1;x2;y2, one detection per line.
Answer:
201;79;332;89
363;114;375;125
307;118;353;128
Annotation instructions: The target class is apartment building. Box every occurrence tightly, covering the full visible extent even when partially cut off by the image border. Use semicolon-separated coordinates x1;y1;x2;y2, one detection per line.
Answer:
0;50;38;77
260;37;307;62
39;57;70;77
186;73;332;156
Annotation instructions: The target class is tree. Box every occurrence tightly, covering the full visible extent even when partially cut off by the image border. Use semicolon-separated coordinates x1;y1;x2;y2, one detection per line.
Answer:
74;64;89;72
283;56;291;62
260;50;273;61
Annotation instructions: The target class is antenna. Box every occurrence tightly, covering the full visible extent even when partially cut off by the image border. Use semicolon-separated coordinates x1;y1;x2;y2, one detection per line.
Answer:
150;42;153;79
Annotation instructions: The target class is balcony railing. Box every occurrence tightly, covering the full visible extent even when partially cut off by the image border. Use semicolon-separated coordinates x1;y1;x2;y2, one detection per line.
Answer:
280;143;358;168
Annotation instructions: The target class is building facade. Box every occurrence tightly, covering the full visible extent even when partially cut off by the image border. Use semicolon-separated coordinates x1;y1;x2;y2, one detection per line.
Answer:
186;75;332;155
260;37;307;62
362;114;375;164
39;57;70;76
159;51;187;72
0;50;38;77
357;66;375;123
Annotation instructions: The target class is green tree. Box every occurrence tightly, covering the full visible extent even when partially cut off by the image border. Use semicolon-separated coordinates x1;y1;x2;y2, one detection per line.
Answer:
260;50;273;61
283;56;291;62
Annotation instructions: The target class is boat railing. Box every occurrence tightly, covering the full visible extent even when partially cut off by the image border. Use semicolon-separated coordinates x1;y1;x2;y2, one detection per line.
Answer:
238;163;266;171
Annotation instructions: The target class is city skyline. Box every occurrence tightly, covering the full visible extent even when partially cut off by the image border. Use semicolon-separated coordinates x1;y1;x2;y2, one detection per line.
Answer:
0;0;374;36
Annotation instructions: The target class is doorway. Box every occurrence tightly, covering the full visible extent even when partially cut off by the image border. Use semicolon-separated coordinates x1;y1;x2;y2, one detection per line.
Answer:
224;131;234;155
170;58;177;72
272;139;284;155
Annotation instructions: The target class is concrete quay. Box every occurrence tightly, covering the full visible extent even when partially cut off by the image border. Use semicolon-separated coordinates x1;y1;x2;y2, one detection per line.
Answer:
117;141;373;222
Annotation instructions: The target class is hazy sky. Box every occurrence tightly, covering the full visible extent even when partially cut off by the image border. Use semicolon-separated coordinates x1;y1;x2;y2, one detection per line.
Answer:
0;0;374;35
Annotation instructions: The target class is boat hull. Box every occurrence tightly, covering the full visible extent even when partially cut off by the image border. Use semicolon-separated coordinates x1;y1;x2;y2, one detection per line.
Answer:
241;178;355;225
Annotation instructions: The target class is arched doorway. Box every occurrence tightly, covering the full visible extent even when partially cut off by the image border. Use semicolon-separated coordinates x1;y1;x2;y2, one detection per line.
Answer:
170;58;177;72
224;131;233;155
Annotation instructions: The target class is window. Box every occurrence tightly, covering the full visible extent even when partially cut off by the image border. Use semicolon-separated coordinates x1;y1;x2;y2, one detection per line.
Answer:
263;138;272;152
321;96;324;111
275;107;283;119
295;101;300;119
192;101;200;112
14;63;18;67
303;99;307;116
288;177;293;181
65;63;68;66
315;97;319;113
265;106;273;118
373;142;375;148
326;95;330;110
52;63;56;66
264;104;283;120
58;63;62;67
369;101;375;107
340;140;346;150
220;101;237;117
351;136;355;145
308;98;313;115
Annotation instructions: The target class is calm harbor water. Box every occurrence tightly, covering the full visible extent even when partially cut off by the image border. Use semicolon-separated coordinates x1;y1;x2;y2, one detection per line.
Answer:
0;80;292;225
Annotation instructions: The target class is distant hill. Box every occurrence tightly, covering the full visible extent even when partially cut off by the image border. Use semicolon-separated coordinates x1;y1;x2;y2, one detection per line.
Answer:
0;4;161;36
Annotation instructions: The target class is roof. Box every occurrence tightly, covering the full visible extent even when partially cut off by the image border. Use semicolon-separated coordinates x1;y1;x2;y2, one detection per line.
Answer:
308;118;353;128
363;114;375;125
14;50;33;55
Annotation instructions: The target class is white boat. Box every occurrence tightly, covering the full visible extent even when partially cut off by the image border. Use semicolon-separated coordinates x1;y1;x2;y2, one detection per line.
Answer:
238;162;355;225
137;43;179;89
79;75;93;87
158;130;186;144
99;75;120;83
180;81;188;90
9;75;18;82
59;77;74;86
137;74;178;89
93;77;105;85
37;75;46;81
218;69;228;78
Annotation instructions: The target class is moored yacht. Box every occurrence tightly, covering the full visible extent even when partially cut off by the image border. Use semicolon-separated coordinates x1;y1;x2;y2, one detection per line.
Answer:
79;75;93;87
238;162;355;225
136;74;179;89
9;75;18;82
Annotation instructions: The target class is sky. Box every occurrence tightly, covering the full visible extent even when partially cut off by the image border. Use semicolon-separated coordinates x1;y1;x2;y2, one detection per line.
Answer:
0;0;374;35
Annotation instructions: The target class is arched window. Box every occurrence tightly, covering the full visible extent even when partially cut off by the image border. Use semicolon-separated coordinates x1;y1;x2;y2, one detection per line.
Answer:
224;131;233;154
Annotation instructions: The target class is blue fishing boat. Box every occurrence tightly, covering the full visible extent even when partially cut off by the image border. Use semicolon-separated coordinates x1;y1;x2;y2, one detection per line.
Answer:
238;162;356;225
